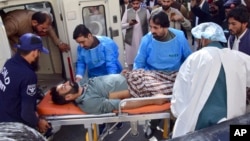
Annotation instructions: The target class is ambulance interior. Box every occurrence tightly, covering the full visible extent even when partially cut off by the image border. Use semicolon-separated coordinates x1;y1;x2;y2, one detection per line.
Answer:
0;1;109;93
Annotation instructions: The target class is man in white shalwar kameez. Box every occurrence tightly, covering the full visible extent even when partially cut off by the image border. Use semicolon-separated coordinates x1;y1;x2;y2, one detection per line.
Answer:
121;0;150;70
171;22;250;138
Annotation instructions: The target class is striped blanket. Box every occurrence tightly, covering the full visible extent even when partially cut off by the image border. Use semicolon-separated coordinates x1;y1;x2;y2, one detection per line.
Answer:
124;69;178;98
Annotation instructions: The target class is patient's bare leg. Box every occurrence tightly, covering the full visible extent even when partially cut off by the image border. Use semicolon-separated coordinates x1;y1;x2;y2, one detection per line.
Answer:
122;98;168;110
109;90;131;99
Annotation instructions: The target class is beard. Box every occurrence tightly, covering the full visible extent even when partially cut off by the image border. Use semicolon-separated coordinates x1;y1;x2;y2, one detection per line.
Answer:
69;81;79;94
31;56;40;71
153;35;162;40
152;32;165;41
229;25;244;36
209;7;218;15
32;26;47;36
162;5;170;11
209;10;218;15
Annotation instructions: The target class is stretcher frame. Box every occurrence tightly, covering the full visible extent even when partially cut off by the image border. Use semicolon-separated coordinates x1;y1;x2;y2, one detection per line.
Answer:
38;94;172;141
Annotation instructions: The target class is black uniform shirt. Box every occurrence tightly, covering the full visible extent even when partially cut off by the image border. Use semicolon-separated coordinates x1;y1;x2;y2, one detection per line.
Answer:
0;54;39;128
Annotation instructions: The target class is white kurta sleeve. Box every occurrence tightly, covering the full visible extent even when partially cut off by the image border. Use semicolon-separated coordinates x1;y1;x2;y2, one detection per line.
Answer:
171;58;192;118
121;10;130;29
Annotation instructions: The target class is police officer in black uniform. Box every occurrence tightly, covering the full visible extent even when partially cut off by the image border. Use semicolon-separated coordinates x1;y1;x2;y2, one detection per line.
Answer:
0;33;50;134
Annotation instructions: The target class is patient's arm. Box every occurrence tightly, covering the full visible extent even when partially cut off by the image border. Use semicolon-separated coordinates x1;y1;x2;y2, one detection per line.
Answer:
109;90;131;99
121;94;169;109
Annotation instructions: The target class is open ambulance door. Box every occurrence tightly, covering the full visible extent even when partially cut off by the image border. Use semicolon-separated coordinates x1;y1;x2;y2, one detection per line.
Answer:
0;0;66;91
0;17;11;69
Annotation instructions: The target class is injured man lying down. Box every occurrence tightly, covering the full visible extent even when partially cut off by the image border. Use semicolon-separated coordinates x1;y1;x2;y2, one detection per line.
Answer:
50;69;177;114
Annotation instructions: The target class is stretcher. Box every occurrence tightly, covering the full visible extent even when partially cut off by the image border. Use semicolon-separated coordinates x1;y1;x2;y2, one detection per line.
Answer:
37;92;172;141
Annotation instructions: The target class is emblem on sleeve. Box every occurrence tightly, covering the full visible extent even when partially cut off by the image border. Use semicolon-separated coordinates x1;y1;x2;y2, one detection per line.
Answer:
26;84;36;96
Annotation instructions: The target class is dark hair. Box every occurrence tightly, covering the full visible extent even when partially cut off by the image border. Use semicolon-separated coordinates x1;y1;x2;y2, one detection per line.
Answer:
32;11;52;24
16;48;32;56
73;24;92;39
149;11;170;28
50;86;72;105
119;0;124;5
130;0;141;2
215;0;224;7
227;5;249;25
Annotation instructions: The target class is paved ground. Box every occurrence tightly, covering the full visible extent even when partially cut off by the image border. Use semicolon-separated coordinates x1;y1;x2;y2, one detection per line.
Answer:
51;121;168;141
51;122;148;141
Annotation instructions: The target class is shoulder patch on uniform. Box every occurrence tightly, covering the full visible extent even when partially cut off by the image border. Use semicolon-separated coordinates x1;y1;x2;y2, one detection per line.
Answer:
26;84;36;96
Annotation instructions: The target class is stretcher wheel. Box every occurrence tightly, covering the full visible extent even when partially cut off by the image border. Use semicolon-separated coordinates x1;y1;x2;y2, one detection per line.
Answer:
130;131;139;136
85;124;98;141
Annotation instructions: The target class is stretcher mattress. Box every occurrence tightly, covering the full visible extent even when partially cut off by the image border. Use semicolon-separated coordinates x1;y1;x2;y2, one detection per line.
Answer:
37;91;171;116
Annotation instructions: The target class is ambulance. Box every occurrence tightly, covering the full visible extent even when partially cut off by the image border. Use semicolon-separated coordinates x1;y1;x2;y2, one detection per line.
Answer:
0;0;125;91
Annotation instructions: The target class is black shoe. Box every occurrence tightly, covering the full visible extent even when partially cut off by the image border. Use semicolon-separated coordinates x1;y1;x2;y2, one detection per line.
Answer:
115;122;123;130
99;124;107;135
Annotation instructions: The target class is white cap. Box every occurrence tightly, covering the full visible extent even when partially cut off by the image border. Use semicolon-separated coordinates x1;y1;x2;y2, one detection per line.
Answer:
191;22;227;43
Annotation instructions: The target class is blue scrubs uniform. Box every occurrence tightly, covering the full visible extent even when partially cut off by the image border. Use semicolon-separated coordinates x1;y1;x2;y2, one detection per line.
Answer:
76;36;122;78
134;28;192;71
